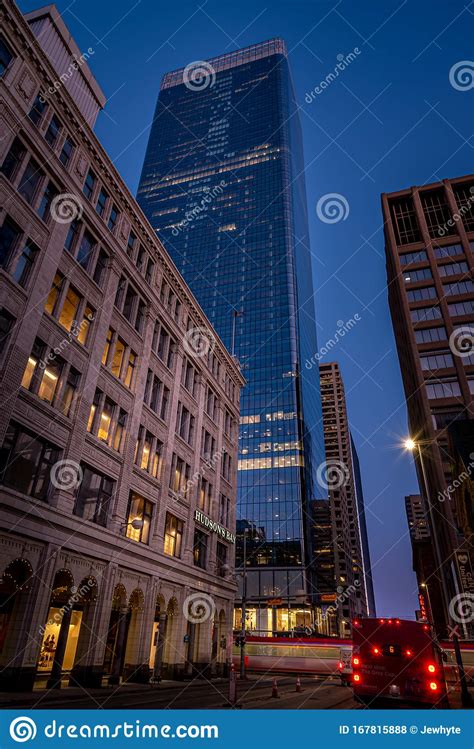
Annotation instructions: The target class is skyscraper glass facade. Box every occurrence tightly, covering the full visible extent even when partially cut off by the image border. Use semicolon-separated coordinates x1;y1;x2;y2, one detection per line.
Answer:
137;39;330;630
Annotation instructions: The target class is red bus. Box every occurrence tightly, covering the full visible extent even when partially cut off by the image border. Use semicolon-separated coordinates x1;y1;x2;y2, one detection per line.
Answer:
351;617;448;707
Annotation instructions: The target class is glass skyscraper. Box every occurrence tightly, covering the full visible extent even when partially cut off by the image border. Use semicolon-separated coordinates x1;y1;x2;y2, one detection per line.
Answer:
137;39;332;633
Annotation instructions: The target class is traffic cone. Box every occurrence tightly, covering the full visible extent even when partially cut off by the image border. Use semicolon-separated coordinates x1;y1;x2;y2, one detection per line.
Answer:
271;677;279;698
296;676;302;692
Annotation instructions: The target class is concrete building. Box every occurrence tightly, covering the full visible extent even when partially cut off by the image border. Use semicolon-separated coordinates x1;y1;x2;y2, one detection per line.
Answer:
0;2;243;691
383;175;474;637
318;362;374;636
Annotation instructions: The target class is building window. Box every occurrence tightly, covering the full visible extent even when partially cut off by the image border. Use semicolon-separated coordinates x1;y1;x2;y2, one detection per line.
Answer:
404;268;433;283
145;258;155;284
59;136;74;167
108;204;119;232
18;158;44;204
438;261;469;277
74;465;115;526
414;327;447;344
11;239;38;288
0;216;21;269
176;402;195;444
0;35;14;76
87;389;126;451
0;422;59;500
454;183;474;232
135;426;163;479
152;321;175;369
448;301;474;317
37;358;63;404
0;308;15;356
406;286;437;302
37;181;59;222
420;352;454;371
433;244;464;259
28;93;47;126
110;337;126;378
410;306;442;323
193;529;208;569
219;494;230;526
399;250;427;265
76;229;96;270
205;387;218;420
83;168;96;200
64;218;81;254
426;380;462;399
102;328;114;365
44;272;64;315
164;513;183;557
390;198;421;245
181;358;197;396
124;351;136;388
216;541;228;575
221;451;232;481
443;280;474;296
170;454;191;497
1;137;26;181
127;230;136;257
198;477;212;512
96;187;108;217
44;115;62;148
92;249;108;287
58;366;80;416
421;190;455;238
126;492;153;544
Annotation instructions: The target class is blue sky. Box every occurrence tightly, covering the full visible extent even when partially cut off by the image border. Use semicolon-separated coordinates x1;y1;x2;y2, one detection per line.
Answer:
19;0;473;617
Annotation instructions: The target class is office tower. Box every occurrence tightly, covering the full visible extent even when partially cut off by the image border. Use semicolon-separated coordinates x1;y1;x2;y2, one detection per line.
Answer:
138;40;329;632
383;175;474;637
319;362;374;635
0;2;243;691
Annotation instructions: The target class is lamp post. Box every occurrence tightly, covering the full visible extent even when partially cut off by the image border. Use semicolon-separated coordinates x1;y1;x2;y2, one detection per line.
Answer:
240;528;248;679
404;439;451;628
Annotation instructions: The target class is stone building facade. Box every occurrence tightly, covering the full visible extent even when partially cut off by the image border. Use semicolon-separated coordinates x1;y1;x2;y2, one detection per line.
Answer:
0;1;244;690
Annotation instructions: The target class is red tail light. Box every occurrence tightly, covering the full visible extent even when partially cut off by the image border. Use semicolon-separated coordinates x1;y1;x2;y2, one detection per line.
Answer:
405;650;412;657
380;619;385;623
388;619;392;624
338;661;343;670
373;647;380;655
353;674;361;682
353;657;360;666
429;681;438;691
428;664;436;673
354;620;360;627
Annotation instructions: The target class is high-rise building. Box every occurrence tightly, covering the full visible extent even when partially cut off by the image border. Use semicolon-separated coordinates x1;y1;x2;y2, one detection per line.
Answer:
0;2;243;691
137;40;330;632
383;175;474;637
319;362;374;635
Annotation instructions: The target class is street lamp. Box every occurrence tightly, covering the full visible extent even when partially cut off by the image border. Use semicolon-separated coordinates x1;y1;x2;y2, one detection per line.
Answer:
403;438;451;626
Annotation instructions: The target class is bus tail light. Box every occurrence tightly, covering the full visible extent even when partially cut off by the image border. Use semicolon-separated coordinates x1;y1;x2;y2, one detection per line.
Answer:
352;657;360;666
429;681;438;691
353;674;361;682
373;647;380;655
405;650;412;657
428;664;436;673
338;661;343;670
